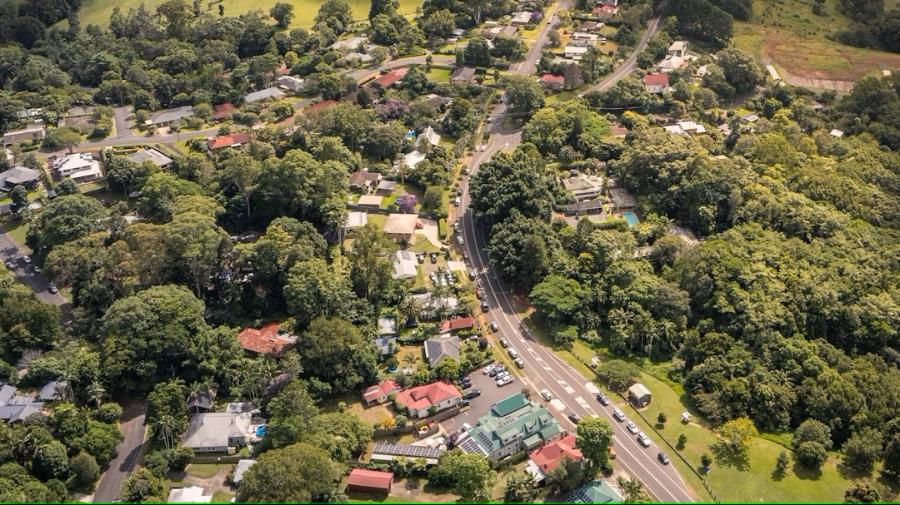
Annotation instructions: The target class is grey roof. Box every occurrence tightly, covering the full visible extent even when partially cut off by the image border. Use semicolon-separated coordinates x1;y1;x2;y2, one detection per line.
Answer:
372;442;444;460
182;412;252;449
233;459;257;484
151;106;194;125
0;166;41;186
187;389;216;411
0;385;16;405
244;87;286;103
564;200;604;214
451;67;477;82
127;148;173;168
0;403;44;423
610;188;637;208
424;334;461;367
39;381;66;401
378;317;399;336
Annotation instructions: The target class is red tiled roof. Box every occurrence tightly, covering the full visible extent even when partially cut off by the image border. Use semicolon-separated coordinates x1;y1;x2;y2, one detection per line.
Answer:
207;132;251;150
305;100;338;113
236;322;296;355
347;468;393;492
529;433;583;473
275;65;290;76
540;73;565;83
643;72;669;87
362;379;401;402
212;102;236;120
440;317;476;332
371;67;409;87
593;4;618;15
395;381;461;411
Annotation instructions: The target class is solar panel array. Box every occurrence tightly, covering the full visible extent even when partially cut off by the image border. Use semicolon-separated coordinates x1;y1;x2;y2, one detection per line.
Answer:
372;442;443;459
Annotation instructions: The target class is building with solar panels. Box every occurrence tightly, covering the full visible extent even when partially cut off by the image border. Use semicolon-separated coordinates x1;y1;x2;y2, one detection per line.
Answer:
370;442;445;466
458;393;562;462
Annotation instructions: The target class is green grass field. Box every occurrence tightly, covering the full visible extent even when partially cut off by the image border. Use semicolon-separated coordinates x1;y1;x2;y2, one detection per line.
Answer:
74;0;422;29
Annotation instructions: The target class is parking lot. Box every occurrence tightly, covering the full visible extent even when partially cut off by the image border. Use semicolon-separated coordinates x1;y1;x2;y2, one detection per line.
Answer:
441;364;518;434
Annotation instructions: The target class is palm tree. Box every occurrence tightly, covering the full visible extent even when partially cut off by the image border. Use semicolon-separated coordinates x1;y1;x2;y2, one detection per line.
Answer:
155;415;177;450
87;380;106;411
617;476;649;503
398;293;423;327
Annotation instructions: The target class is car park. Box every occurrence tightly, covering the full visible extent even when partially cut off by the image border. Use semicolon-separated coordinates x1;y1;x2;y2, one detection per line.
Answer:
596;393;610;406
626;421;639;434
612;408;626;422
568;412;581;424
637;432;651;447
540;389;553;401
499;337;509;347
490;321;499;332
658;452;670;465
463;389;482;400
514;357;525;368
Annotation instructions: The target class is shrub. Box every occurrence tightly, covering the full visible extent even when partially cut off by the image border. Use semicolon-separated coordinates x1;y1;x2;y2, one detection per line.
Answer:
165;447;193;472
95;403;123;423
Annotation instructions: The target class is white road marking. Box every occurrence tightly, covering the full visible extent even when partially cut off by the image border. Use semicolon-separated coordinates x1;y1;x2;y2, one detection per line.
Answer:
584;382;600;395
549;399;567;412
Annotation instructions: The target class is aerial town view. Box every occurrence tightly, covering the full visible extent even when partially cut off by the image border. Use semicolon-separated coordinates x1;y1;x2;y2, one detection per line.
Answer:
0;0;898;502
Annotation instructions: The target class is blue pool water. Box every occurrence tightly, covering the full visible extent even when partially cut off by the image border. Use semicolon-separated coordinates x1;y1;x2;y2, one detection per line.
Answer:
255;425;267;437
622;211;640;226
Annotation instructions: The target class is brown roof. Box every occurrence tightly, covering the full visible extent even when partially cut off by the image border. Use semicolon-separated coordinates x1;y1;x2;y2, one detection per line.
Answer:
236;322;296;355
540;73;565;84
347;468;393;492
643;72;669;87
305;100;338;113
212;103;236;120
207;132;250;150
362;379;401;403
395;381;461;411
440;317;476;331
529;433;583;473
371;67;408;87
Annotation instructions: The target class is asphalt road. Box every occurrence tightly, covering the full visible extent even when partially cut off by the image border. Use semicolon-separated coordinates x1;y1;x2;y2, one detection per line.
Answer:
456;3;696;501
93;401;147;502
0;226;70;311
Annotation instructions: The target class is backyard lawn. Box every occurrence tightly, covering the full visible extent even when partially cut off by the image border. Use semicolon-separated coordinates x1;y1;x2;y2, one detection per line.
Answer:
72;0;423;28
4;222;29;247
425;67;452;83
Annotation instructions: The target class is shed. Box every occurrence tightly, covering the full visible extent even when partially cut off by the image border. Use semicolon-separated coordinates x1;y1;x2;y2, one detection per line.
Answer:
627;383;651;408
346;468;394;494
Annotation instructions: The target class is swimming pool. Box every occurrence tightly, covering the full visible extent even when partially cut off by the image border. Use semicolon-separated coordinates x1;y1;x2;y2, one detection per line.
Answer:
622;211;640;226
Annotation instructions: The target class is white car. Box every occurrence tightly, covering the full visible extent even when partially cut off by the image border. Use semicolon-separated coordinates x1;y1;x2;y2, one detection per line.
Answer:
456;235;464;245
540;389;553;401
612;408;626;422
497;376;515;387
483;364;496;375
626;421;639;434
637;432;651;447
495;371;510;381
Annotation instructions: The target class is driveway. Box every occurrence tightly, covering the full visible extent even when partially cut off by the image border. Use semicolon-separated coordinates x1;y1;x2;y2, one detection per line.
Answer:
441;367;516;434
93;401;147;502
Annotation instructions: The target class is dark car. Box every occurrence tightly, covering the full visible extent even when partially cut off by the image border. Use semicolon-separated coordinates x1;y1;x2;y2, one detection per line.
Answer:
596;393;610;406
658;452;670;465
430;252;438;264
568;412;581;424
463;389;482;400
481;301;490;312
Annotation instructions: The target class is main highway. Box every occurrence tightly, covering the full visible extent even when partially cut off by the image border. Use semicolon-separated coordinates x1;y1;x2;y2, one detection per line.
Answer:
455;1;696;501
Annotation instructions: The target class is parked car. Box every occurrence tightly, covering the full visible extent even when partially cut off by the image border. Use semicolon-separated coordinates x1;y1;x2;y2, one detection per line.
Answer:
612;408;626;422
497;376;515;386
454;222;461;232
469;269;477;280
514;357;525;368
463;389;482;400
456;235;464;245
454;197;461;207
4;261;15;269
22;256;31;265
481;301;490;312
568;412;582;424
507;348;519;359
32;265;41;273
658;452;670;465
596;393;610;406
490;321;499;332
495;371;510;381
540;389;553;401
626;421;639;434
48;282;58;294
499;337;509;347
475;288;484;299
483;364;496;375
430;252;438;264
637;432;651;447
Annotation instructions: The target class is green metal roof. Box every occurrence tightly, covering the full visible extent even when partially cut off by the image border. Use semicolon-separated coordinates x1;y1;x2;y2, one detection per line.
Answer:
492;392;529;416
568;480;623;503
464;393;561;456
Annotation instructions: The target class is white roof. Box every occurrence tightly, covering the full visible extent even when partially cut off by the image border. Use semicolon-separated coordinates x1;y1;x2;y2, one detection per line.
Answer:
384;213;419;235
358;194;383;207
829;129;844;137
628;382;651;398
51;153;102;180
182;412;252;450
168;486;212;503
511;11;532;23
392;250;418;279
344;211;368;229
403;150;427;169
233;459;257;484
245;87;286;102
669;41;687;51
658;55;685;71
564;46;589;54
416;127;441;149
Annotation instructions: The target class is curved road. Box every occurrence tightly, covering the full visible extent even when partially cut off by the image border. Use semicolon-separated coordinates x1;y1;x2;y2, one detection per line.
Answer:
457;2;696;502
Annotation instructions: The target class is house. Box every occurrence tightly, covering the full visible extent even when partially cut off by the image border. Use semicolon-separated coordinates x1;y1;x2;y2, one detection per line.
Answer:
562;173;604;201
485;25;518;39
330;36;367;51
232;459;256;485
149;105;194;127
375;179;399;195
458;393;562;461
362;379;402;406
349;168;383;193
628;383;651;407
225;402;256;414
343;52;374;65
424;334;461;367
424;94;452;110
187;388;216;412
663;120;707;136
563;200;604;217
127;148;173;168
579;20;602;32
657;55;685;73
346;468;394;495
275;75;305;92
371;442;444;466
411;292;460;319
569;480;623;503
439;317;476;333
668;40;688;58
593;4;619;16
609;188;637;210
415;126;441;150
16;107;43;120
766;64;782;82
371;67;408;88
402;150;427;170
374;336;396;357
642;72;669;93
182;412;253;452
570;32;599;46
526;433;583;482
378;317;398;336
168;486;212;503
357;194;383;209
830;128;844;137
611;124;628;138
511;11;533;25
450;67;477;86
2;125;45;145
0;403;44;423
392;250;419;280
212;103;237;121
394;381;462;418
741;113;759;123
0;166;41;191
564;46;590;60
383;213;419;242
48;152;102;183
207;132;251;151
344;211;368;231
236;322;297;356
540;74;565;91
38;381;66;402
244;87;286;103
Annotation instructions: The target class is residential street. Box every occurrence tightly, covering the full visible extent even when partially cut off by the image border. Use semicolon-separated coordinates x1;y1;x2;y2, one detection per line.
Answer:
0;225;70;313
92;401;147;502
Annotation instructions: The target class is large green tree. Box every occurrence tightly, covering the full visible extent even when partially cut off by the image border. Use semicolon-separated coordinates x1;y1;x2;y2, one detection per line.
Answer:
237;443;341;502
